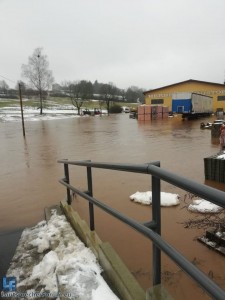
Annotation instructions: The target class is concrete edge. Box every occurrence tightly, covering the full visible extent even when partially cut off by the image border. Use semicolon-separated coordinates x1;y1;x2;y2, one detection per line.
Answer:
60;200;146;300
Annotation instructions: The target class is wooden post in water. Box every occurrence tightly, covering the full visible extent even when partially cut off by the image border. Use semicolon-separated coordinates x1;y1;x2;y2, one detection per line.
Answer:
18;83;25;137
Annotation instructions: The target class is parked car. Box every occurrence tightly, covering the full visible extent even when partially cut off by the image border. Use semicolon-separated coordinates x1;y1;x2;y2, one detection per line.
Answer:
122;106;130;113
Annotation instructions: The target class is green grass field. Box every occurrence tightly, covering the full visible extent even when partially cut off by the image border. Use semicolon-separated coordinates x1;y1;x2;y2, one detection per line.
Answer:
0;97;138;110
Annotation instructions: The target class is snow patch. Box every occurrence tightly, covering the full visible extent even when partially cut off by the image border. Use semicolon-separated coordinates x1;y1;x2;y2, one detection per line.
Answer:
188;199;223;213
129;191;180;206
6;210;119;300
0;106;108;122
216;151;225;159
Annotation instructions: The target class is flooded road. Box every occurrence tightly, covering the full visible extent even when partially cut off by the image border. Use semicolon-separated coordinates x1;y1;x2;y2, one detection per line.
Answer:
1;114;225;299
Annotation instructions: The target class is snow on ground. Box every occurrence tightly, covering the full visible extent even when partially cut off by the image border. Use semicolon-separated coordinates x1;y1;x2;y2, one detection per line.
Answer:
0;106;107;122
0;107;76;122
188;199;223;213
216;150;225;159
5;210;119;300
129;191;180;206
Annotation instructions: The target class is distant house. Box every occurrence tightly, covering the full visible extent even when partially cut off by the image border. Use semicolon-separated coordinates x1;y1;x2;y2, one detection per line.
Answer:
143;79;225;112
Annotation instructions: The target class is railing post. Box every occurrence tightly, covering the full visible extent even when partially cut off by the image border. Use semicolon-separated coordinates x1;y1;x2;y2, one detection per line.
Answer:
87;162;95;231
151;162;161;286
64;161;71;205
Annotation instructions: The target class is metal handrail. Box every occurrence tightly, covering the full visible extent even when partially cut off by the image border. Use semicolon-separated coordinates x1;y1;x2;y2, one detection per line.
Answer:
58;159;225;300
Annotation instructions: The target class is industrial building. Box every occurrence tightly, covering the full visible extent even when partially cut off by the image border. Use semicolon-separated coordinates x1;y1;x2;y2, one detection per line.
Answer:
143;79;225;113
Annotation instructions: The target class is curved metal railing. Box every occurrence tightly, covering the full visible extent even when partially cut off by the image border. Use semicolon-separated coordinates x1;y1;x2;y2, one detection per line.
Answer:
58;159;225;300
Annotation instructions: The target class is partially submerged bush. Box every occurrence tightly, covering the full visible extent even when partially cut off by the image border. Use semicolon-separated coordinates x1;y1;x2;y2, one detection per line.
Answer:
109;104;123;114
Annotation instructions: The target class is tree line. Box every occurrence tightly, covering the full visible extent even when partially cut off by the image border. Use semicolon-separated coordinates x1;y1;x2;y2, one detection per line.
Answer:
0;48;145;115
52;80;144;115
0;80;18;99
52;80;145;104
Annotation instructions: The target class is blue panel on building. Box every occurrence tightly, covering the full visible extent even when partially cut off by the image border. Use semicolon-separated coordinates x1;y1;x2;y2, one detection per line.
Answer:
172;99;192;113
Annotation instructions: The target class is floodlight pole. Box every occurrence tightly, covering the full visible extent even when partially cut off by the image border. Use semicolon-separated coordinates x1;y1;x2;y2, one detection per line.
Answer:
19;83;25;137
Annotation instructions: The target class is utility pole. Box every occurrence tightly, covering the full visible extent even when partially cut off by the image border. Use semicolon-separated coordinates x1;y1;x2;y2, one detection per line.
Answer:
18;83;26;137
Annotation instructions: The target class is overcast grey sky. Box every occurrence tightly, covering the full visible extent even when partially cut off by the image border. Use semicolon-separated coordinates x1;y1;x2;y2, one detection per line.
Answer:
1;0;225;90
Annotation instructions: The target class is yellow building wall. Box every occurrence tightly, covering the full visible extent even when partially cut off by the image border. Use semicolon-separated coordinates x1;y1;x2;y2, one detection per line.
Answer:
144;81;225;112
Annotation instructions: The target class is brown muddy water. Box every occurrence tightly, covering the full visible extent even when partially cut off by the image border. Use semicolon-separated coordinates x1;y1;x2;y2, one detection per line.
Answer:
1;114;225;299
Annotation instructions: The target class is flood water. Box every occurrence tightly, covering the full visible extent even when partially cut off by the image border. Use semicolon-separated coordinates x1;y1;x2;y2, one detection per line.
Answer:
1;114;225;299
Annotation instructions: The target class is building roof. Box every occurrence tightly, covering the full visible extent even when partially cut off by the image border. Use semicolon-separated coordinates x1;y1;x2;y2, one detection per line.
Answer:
143;79;225;95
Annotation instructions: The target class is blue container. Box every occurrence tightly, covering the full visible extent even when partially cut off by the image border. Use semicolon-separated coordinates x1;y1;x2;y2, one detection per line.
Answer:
172;99;192;113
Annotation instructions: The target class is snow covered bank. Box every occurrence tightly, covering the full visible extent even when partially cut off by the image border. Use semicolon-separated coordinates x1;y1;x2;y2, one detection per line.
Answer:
188;199;223;213
5;210;119;300
0;106;107;122
0;107;77;122
129;191;180;206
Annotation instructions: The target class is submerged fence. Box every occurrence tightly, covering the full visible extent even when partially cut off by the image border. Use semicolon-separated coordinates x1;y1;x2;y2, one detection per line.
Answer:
58;159;225;299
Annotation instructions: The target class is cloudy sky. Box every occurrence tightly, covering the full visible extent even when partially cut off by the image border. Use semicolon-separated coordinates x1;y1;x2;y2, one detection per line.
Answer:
1;0;225;90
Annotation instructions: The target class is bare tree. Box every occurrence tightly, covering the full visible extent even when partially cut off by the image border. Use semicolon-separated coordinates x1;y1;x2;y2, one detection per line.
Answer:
68;81;83;115
0;80;9;95
100;82;116;115
65;80;93;115
21;48;54;114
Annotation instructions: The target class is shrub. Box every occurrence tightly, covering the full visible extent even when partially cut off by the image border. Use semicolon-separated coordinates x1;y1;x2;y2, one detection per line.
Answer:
109;104;123;114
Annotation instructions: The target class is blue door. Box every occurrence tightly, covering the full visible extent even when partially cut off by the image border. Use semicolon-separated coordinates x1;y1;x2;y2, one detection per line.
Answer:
177;106;184;113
